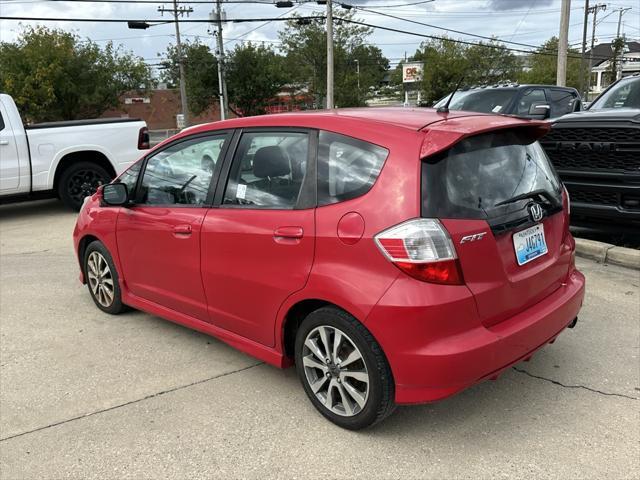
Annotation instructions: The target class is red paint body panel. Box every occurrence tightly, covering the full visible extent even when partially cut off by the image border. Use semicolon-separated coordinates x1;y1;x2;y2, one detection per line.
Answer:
73;108;586;407
116;207;209;320
200;208;315;346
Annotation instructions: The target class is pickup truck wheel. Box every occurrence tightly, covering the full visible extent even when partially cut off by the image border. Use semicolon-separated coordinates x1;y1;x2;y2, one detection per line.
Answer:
59;162;112;211
84;241;126;315
294;307;396;430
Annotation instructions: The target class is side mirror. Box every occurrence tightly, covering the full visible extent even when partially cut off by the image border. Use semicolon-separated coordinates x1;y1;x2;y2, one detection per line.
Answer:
528;103;551;119
102;183;129;206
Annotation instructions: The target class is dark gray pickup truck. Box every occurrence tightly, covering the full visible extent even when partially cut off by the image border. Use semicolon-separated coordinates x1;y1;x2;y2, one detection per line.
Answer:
540;75;640;228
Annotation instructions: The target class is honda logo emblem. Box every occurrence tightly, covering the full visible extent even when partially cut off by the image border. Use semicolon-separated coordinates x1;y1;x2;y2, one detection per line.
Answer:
528;203;544;222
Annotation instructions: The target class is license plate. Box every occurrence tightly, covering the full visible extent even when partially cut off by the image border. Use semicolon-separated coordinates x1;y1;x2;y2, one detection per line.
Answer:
513;224;548;266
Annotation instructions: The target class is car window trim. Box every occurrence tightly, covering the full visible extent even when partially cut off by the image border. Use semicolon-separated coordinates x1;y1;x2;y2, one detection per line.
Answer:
213;127;318;210
131;130;233;208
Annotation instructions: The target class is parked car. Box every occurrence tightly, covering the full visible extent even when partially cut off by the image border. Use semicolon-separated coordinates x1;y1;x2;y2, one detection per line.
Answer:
0;93;149;210
540;74;640;228
433;84;582;120
73;108;585;429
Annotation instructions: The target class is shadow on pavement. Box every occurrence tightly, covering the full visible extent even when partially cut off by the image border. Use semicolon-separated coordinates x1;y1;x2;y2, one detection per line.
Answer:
0;199;72;221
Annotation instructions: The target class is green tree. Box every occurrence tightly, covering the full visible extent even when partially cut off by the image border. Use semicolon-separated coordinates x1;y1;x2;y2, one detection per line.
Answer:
160;40;218;117
279;12;389;107
409;37;521;104
605;37;625;86
518;37;582;89
0;26;151;122
225;42;287;116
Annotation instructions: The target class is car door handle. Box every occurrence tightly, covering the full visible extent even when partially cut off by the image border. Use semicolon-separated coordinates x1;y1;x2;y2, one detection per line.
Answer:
0;140;8;146
273;226;304;239
173;224;192;235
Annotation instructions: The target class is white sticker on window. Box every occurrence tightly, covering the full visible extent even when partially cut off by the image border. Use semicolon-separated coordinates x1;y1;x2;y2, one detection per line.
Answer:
236;183;247;199
492;105;503;112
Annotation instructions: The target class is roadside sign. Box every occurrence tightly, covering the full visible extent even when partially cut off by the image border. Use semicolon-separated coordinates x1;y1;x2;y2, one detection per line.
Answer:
403;62;424;83
176;114;185;130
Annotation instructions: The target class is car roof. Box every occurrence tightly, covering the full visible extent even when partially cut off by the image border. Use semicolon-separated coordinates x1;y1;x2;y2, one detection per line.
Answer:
461;84;577;91
181;107;512;134
159;107;547;157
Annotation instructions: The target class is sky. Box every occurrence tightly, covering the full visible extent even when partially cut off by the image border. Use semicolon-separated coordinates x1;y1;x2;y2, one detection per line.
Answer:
1;0;638;74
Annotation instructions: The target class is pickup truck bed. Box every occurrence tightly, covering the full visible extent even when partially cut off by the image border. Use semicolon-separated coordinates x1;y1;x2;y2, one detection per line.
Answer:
0;93;149;210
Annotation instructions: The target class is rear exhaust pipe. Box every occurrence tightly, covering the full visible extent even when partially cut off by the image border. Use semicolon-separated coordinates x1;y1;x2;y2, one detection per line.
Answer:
568;317;578;329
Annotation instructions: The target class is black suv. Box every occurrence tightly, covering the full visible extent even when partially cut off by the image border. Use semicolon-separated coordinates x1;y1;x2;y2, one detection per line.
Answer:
433;84;582;120
540;75;640;228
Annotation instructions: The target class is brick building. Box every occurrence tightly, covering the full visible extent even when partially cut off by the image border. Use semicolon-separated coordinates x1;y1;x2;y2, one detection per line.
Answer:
101;88;225;130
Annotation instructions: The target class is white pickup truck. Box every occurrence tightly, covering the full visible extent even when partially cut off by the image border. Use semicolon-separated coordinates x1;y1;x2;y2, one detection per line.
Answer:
0;93;149;210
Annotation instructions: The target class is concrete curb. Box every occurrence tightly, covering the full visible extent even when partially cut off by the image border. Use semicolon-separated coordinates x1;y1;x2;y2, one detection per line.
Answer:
575;238;640;270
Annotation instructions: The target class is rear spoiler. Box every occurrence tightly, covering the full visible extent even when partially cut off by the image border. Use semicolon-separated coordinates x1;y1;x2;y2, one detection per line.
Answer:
419;117;550;159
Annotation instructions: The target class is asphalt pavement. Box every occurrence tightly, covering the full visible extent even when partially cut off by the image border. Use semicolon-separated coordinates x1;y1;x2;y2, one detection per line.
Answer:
1;199;638;479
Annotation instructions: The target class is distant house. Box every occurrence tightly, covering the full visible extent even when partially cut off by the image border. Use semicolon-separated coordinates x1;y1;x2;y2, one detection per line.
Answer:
588;40;640;98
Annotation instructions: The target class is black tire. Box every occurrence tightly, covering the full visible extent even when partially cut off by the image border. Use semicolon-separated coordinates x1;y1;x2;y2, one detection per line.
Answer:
58;162;112;211
83;241;127;315
294;306;396;430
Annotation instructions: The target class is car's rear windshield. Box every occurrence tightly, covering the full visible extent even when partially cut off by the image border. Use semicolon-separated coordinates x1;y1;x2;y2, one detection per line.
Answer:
422;129;562;223
433;89;517;114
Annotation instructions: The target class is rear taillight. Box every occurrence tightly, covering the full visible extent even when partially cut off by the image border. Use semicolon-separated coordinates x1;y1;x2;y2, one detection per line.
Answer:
374;219;464;285
138;126;150;150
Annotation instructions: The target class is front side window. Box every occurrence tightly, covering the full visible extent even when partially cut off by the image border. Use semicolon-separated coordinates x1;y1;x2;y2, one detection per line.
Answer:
317;131;388;206
138;134;228;206
548;89;580;117
516;88;547;116
223;131;309;209
116;161;142;194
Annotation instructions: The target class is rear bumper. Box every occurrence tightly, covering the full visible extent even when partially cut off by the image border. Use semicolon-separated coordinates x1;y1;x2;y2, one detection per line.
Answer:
366;270;585;405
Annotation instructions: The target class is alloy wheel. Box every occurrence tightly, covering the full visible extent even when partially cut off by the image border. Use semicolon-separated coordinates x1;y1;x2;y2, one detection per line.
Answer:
86;251;115;308
302;325;370;417
67;169;107;205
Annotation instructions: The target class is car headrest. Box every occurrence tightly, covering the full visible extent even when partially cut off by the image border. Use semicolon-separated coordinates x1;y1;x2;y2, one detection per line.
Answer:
253;146;290;178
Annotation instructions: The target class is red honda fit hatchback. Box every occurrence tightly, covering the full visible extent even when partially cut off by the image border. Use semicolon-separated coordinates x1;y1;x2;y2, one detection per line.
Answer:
73;108;585;429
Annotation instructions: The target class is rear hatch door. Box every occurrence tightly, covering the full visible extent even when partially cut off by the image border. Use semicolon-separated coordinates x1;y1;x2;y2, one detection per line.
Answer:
422;127;571;327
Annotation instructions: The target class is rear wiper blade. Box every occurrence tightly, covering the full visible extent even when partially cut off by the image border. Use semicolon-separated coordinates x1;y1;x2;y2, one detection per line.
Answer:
494;189;558;207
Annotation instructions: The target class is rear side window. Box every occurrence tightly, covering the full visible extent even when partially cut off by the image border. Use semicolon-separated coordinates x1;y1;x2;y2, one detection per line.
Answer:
422;130;562;221
317;131;388;206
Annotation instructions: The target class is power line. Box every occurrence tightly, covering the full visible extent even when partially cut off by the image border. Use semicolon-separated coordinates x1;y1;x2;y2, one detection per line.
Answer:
342;3;637;62
338;17;637;63
0;14;325;23
224;3;299;46
346;3;561;52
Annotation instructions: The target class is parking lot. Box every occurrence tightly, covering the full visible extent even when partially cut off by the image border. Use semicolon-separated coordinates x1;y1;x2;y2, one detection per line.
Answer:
0;199;638;479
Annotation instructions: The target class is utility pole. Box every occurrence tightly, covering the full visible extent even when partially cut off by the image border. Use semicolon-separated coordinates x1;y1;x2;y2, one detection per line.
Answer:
579;0;590;97
159;1;192;127
557;0;571;86
585;3;606;99
326;0;334;109
614;8;631;80
213;0;228;120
